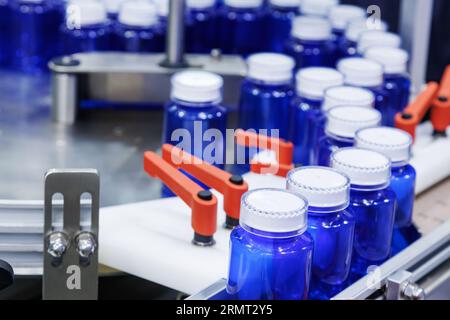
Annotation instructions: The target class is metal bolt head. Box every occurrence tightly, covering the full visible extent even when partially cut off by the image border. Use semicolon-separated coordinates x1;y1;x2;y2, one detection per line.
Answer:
76;232;97;259
47;232;69;258
402;282;426;300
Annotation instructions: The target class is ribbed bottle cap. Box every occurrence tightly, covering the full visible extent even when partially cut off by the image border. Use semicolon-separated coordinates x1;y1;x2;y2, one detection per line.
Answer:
365;47;409;75
287;167;350;209
119;1;158;27
67;0;108;26
323;86;375;111
296;67;344;99
357;30;401;54
331;148;391;187
247;53;295;84
337;58;384;87
187;0;215;9
270;0;301;7
224;0;263;8
240;189;308;234
103;0;125;15
300;0;338;17
291;16;332;41
171;71;223;104
328;5;366;31
345;18;388;42
326;106;381;138
355;127;413;166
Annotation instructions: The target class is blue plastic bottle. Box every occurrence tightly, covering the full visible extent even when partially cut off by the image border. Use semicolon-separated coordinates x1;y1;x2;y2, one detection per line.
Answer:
61;0;111;55
287;167;355;300
114;0;164;52
315;106;381;166
218;0;264;55
289;67;344;166
266;0;300;53
103;0;125;21
328;4;365;45
9;0;62;72
337;58;392;126
300;0;337;17
357;30;401;56
285;16;337;70
331;148;396;278
162;70;227;197
0;0;10;66
365;47;411;127
355;127;418;254
227;188;313;300
185;0;217;53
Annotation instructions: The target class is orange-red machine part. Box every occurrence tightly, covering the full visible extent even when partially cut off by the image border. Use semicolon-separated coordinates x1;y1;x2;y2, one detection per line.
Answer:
431;66;450;133
144;151;218;238
395;82;439;140
234;129;294;177
161;144;248;220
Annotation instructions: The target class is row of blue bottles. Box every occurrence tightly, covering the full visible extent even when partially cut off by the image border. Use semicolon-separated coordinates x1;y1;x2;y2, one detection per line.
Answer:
287;167;355;300
315;105;381;166
265;0;300;53
162;70;227;197
227;188;313;300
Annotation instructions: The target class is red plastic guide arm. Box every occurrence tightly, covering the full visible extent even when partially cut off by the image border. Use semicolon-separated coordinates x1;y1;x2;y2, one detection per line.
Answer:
431;65;450;135
235;129;294;177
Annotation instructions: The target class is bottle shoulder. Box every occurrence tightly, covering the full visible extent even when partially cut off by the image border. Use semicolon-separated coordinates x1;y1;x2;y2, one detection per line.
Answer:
242;79;295;96
391;164;416;180
165;100;227;119
350;187;397;204
308;209;355;228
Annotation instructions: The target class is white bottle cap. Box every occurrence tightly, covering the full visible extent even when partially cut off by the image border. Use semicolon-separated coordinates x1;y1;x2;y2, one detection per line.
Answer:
171;71;223;104
337;57;384;87
103;0;126;15
154;0;169;16
67;0;108;26
296;67;344;99
119;1;158;27
240;188;308;234
357;30;401;54
331;148;391;188
287;167;350;210
365;47;409;75
326;106;381;138
224;0;263;8
323;85;375;111
291;16;332;41
247;53;295;84
328;5;366;31
301;0;338;17
345;18;388;42
187;0;215;9
355;127;413;166
270;0;301;7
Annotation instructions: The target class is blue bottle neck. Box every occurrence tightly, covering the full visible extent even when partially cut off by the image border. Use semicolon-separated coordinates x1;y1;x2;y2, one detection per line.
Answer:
171;97;221;109
308;204;349;215
292;38;329;46
241;224;305;239
297;94;323;108
350;183;390;192
224;5;262;13
325;131;354;145
269;4;300;15
246;78;293;88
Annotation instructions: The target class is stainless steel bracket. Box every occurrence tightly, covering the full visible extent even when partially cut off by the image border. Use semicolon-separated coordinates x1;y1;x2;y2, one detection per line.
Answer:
43;169;100;300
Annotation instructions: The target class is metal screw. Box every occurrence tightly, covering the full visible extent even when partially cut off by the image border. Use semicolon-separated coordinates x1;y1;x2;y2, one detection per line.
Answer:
401;282;426;300
76;232;97;259
47;232;69;258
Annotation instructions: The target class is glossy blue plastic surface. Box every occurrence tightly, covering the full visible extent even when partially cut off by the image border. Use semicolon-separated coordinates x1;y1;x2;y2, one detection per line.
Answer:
284;38;337;70
227;226;313;300
186;7;217;53
10;0;63;72
113;23;164;53
391;224;421;256
366;85;391;126
266;5;299;53
337;38;358;60
390;164;416;228
61;22;111;55
0;0;10;66
384;74;411;126
314;134;353;166
308;208;355;300
289;96;323;165
350;186;397;276
218;5;265;55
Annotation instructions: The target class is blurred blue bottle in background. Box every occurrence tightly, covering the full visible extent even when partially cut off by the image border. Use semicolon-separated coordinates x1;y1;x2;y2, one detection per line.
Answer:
0;0;11;67
219;0;265;55
314;106;381;166
328;4;365;45
289;67;344;166
356;30;401;57
61;0;111;55
299;0;337;18
337;57;391;126
10;0;62;72
103;0;125;21
365;47;411;127
185;0;217;53
287;167;355;300
331;148;396;279
356;127;419;255
265;0;300;53
114;0;164;53
162;70;227;197
227;188;313;300
284;16;337;70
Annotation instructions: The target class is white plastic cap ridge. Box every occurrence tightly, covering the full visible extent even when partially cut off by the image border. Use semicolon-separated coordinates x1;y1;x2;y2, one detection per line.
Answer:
323;85;375;111
247;53;295;84
171;70;224;104
296;67;344;99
